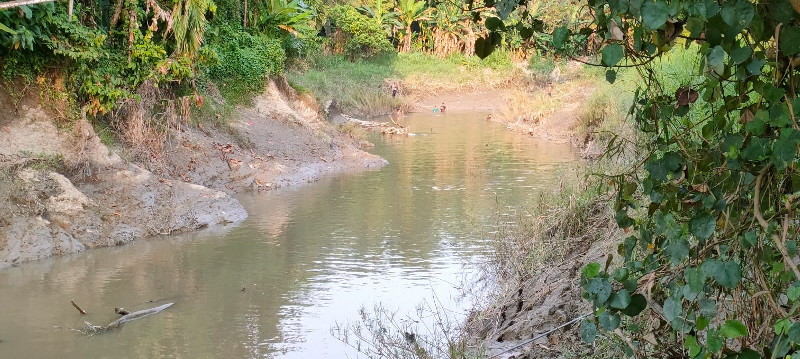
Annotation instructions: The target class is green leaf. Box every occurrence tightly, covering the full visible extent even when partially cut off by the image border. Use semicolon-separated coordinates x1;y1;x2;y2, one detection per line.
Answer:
495;0;515;19
474;37;495;59
764;85;787;103
706;46;726;75
781;27;800;56
788;282;800;301
484;17;504;31
720;320;748;338
707;329;723;352
583;262;601;279
720;0;754;32
772;129;800;170
730;45;752;64
697;315;709;331
641;0;669;29
775;318;791;335
667;239;690;265
609;0;629;13
599;311;621;330
580;320;597;343
587;278;612;304
709;260;742;289
20;5;32;19
685;267;705;293
747;58;766;75
686;17;704;37
663;296;682;322
685;335;701;357
613;267;629;282
552;27;569;49
699;300;717;320
0;22;15;35
741;137;771;161
602;44;624;67
689;214;716;241
788;322;800;342
738;349;761;359
621;294;647;316
609;289;632;309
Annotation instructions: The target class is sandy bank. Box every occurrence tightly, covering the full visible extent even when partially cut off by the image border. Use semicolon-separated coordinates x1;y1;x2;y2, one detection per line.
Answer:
0;78;385;269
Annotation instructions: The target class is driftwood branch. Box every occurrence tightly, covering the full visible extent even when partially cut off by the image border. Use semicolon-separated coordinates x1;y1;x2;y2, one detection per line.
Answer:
84;303;174;332
105;302;173;329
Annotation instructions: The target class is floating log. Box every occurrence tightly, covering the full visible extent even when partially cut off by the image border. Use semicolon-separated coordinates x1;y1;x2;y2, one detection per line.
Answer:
84;303;174;332
105;303;174;329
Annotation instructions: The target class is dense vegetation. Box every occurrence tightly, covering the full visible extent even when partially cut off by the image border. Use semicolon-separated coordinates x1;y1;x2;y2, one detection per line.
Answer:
542;0;800;357
15;0;800;357
0;0;581;121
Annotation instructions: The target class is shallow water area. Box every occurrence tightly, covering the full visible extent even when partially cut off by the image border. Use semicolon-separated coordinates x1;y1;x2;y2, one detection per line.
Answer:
0;112;578;358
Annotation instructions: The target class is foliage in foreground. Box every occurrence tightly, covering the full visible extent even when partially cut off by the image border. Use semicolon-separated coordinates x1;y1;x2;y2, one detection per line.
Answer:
552;0;800;357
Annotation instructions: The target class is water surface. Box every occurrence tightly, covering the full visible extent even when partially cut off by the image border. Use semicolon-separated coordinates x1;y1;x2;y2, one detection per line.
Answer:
0;112;578;358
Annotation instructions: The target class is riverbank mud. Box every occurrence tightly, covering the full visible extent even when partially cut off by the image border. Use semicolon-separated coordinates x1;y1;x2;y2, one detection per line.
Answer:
0;78;385;268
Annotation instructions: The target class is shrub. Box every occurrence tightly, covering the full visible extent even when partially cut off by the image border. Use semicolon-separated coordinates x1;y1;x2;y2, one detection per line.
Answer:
205;26;286;97
328;5;394;60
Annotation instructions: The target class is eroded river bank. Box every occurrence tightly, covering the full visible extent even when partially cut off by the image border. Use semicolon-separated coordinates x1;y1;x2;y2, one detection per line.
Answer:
0;112;579;358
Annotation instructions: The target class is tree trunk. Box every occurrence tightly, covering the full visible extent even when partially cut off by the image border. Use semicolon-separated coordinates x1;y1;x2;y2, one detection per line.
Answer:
404;24;412;52
243;0;248;27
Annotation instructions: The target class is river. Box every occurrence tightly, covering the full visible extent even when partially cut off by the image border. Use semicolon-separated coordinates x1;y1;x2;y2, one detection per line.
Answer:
0;112;578;358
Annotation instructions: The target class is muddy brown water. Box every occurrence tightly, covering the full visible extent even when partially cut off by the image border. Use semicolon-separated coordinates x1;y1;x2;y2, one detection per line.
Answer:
0;113;578;358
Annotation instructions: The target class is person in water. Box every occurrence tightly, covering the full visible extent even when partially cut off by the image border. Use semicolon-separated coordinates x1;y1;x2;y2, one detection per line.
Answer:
440;103;446;112
433;106;439;113
396;108;404;119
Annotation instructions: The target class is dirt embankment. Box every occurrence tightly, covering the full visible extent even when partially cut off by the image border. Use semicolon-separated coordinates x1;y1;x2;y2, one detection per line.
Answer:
0;78;385;269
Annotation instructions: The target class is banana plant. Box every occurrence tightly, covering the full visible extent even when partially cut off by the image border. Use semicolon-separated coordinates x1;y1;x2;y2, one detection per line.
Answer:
357;0;400;37
395;0;429;52
172;0;215;55
250;0;313;38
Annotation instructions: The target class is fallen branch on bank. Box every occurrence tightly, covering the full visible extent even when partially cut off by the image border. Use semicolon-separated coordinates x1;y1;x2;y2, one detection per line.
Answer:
489;312;591;359
346;117;408;135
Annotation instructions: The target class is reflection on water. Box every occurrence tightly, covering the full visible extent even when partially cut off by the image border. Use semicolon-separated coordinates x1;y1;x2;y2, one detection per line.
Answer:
0;113;578;358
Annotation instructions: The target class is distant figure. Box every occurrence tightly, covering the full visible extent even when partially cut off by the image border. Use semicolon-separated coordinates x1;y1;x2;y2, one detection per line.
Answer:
546;82;553;97
440;103;447;113
396;108;404;119
433;106;439;113
391;83;399;98
486;113;493;121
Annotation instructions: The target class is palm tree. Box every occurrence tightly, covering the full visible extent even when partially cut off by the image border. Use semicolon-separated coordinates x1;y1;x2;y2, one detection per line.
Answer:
172;0;214;55
395;0;428;52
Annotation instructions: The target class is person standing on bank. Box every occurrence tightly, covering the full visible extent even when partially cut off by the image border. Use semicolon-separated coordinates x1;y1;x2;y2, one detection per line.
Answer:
391;83;399;98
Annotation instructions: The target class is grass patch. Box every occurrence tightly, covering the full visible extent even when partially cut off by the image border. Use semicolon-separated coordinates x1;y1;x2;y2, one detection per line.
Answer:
288;51;520;116
17;150;65;171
